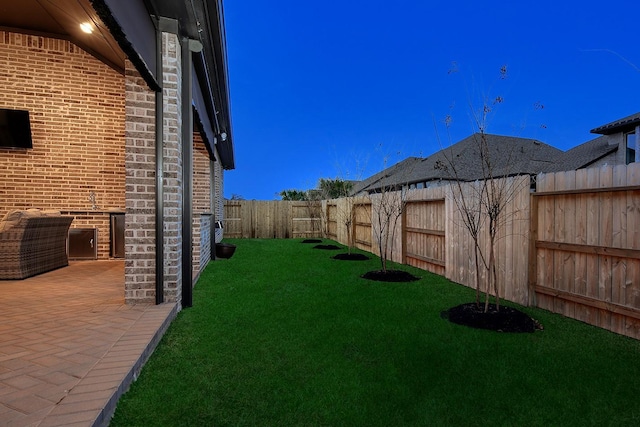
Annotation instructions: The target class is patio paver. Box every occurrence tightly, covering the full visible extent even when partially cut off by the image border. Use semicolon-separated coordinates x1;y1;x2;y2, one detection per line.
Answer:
0;261;177;427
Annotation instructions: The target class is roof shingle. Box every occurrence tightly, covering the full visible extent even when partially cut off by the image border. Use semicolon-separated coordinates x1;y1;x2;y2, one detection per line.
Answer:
353;133;563;194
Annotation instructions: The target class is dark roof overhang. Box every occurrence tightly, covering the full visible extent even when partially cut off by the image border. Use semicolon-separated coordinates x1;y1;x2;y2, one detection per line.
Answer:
149;0;234;169
91;0;160;91
591;112;640;135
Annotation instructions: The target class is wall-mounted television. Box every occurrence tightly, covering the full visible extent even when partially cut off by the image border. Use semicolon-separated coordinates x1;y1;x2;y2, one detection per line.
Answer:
0;108;33;149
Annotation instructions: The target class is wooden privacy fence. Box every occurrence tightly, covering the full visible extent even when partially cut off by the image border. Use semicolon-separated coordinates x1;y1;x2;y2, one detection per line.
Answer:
224;200;322;238
223;163;640;339
532;165;640;337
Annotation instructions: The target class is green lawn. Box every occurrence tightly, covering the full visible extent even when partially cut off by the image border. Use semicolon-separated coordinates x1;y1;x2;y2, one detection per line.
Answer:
110;239;640;426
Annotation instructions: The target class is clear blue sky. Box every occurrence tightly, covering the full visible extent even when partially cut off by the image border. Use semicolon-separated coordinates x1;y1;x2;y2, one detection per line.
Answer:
223;0;639;200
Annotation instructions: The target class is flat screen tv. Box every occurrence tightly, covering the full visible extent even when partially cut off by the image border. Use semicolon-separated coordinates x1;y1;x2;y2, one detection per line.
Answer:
0;108;33;149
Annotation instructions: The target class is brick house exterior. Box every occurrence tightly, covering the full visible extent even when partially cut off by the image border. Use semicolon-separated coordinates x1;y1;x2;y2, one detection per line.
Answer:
0;1;234;308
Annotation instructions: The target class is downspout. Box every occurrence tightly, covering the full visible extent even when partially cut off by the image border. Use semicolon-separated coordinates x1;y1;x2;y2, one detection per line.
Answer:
181;38;202;308
210;158;217;259
154;19;164;304
636;125;640;163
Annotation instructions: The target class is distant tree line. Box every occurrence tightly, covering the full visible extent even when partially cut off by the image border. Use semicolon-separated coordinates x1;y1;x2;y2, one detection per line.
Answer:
279;178;353;201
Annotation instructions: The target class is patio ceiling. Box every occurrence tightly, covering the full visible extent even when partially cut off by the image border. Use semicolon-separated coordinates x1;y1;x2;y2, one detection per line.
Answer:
0;0;126;72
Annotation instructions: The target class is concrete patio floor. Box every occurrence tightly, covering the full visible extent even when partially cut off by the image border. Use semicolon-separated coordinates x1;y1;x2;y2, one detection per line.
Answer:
0;261;178;427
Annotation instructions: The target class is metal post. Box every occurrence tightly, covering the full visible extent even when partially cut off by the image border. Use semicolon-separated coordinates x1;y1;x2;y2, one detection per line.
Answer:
181;37;195;308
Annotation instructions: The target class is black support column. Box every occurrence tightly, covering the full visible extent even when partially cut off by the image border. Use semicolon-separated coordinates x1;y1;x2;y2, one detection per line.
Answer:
181;37;202;307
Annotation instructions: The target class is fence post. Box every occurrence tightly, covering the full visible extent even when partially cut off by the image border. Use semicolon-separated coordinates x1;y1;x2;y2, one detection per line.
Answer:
528;190;538;306
401;207;407;264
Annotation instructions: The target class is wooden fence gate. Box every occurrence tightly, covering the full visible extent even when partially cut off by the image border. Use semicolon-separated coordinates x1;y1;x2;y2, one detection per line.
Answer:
326;203;338;239
353;202;372;252
223;200;322;239
402;198;446;276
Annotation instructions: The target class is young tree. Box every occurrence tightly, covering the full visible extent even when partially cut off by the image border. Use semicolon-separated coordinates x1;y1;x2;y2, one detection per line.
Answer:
339;194;356;255
303;188;323;237
317;178;355;250
436;64;536;312
435;158;486;306
366;156;419;274
371;185;409;273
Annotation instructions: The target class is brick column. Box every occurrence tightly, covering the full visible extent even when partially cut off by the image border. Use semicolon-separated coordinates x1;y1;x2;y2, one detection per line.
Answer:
124;60;156;304
162;32;183;303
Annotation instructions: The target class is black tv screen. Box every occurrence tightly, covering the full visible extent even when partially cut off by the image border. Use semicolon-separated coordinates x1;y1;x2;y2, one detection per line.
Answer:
0;108;33;149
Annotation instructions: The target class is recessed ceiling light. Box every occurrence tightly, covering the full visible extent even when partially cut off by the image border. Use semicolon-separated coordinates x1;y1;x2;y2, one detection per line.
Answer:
80;23;93;34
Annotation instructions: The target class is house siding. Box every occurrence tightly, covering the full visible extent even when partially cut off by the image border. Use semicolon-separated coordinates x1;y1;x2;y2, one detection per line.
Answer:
586;151;619;169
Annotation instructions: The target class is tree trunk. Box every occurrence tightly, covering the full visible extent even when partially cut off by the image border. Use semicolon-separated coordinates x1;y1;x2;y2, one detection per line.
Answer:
474;242;481;306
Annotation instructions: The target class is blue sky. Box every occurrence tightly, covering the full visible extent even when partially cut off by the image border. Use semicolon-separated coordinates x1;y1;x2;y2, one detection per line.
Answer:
223;0;638;200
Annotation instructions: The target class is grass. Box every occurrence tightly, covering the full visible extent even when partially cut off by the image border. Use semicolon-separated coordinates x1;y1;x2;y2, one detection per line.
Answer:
110;239;640;426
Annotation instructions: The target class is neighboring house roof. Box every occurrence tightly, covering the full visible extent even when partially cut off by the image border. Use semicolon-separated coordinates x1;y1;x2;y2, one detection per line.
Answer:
550;135;618;170
590;112;640;135
352;157;424;194
353;133;563;194
354;112;640;195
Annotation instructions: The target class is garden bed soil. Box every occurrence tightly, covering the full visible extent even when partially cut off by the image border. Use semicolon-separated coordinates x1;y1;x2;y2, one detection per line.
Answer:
441;303;542;333
313;244;342;250
361;270;420;282
302;239;323;243
333;253;370;261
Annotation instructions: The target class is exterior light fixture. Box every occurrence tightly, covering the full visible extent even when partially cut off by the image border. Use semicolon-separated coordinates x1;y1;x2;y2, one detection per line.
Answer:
220;132;227;141
80;23;93;34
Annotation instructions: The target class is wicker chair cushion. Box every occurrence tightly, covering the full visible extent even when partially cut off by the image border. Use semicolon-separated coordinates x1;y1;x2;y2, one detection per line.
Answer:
0;209;43;232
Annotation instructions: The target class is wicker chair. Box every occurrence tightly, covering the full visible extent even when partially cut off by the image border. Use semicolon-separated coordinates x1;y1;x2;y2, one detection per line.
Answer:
0;212;74;279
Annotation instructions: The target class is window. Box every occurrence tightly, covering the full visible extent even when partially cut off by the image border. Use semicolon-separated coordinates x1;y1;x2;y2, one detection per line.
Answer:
626;132;636;164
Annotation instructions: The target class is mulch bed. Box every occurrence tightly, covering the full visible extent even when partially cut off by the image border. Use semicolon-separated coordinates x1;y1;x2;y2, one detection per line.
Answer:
361;270;420;282
333;253;370;261
302;239;323;243
441;303;543;333
313;244;342;250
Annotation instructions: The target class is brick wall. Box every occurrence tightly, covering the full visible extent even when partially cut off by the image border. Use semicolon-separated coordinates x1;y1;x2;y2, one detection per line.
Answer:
193;132;212;276
0;32;125;218
124;60;156;304
194;213;212;280
193;132;211;212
